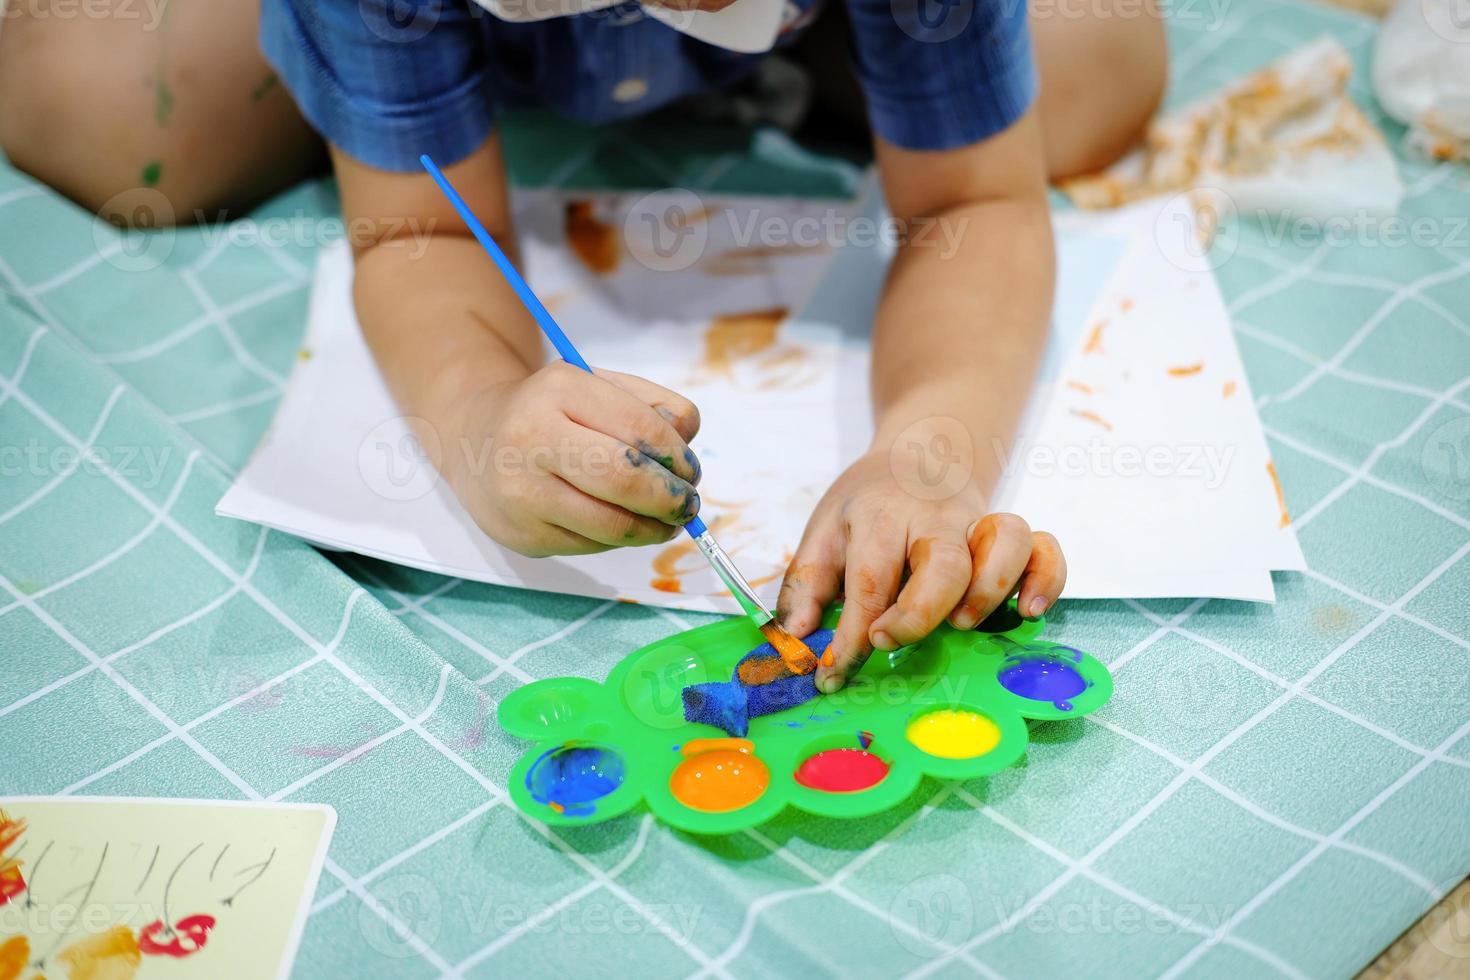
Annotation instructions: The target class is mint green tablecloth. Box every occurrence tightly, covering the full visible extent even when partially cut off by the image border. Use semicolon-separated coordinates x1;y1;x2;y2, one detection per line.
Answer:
2;2;1468;975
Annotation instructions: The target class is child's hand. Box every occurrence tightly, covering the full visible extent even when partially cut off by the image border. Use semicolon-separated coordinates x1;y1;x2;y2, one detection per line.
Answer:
776;452;1066;693
449;362;702;557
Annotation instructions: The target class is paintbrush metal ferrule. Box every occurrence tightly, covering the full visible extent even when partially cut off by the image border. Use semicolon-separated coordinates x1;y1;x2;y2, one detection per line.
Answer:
691;528;773;627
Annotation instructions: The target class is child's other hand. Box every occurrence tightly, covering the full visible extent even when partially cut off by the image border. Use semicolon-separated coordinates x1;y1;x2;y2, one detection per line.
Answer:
776;452;1065;693
450;362;702;556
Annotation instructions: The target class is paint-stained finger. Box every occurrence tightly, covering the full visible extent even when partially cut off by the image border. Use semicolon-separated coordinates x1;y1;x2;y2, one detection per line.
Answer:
537;477;682;548
869;530;971;649
776;516;846;640
818;523;904;694
1016;531;1067;618
561;423;700;525
596;369;702;447
948;513;1032;629
558;365;701;486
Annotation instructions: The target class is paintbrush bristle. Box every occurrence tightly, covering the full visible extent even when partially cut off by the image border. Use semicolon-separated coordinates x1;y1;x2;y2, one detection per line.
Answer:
759;621;818;675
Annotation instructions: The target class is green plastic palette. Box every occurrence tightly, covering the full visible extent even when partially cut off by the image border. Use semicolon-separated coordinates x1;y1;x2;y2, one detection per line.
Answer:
500;602;1113;834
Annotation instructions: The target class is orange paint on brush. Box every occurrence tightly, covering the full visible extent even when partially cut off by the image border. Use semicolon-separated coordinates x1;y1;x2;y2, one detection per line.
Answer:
1065;380;1095;395
57;926;141;980
1071;409;1114;432
0;937;27;980
1083;319;1107;355
760;621;818;675
1168;362;1205;377
1223;380;1237;398
1267;461;1291;528
565;201;620;274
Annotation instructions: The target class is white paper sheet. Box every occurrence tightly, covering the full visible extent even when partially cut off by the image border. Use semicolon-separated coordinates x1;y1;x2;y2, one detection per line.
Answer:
219;186;1303;611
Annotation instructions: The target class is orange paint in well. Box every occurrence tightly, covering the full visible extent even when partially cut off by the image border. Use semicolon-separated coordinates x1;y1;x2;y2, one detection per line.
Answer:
670;744;769;813
1071;409;1115;432
1267;461;1290;528
1168;362;1205;377
56;926;141;980
565;201;620;274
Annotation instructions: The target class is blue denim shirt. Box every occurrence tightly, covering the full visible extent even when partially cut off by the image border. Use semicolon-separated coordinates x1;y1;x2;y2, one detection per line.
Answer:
260;0;1036;172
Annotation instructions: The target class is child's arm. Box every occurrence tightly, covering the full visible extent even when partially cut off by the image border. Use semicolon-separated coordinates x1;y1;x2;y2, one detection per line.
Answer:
333;139;704;556
777;106;1067;693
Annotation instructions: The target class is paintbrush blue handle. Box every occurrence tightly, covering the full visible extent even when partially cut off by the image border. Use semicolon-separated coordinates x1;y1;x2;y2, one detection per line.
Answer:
419;155;707;541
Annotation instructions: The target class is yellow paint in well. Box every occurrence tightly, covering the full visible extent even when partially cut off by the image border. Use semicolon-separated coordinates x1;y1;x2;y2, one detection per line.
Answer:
906;709;1001;759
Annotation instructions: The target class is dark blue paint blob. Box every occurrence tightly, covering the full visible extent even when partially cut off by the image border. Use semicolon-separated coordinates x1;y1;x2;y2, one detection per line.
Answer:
998;646;1089;711
526;743;625;816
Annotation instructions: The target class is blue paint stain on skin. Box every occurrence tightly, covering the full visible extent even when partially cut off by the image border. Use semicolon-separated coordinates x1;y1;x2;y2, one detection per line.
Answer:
998;646;1089;711
526;743;625;816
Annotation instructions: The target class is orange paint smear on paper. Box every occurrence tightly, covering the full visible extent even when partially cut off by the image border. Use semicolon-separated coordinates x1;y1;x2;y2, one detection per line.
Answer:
1065;380;1096;395
0;811;26;907
1267;461;1291;528
56;926;141;980
1168;362;1205;377
1119;297;1134;313
1071;409;1114;432
700;309;788;377
701;243;830;276
1223;380;1237;398
649;514;742;595
1083;319;1107;355
565;201;620;275
0;937;27;980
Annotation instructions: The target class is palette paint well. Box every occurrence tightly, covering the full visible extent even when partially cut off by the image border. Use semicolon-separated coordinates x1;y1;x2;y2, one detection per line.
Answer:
998;652;1089;711
794;748;889;792
906;709;1002;759
526;744;625;816
670;747;769;812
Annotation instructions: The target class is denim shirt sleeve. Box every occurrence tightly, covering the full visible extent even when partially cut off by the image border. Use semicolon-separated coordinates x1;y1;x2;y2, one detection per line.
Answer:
844;0;1038;151
260;0;494;172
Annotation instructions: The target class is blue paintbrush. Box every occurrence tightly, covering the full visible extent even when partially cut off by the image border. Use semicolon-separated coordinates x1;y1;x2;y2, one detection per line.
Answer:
420;155;817;672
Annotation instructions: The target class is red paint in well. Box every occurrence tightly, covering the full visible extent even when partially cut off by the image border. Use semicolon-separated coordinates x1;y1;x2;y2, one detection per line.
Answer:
794;748;889;793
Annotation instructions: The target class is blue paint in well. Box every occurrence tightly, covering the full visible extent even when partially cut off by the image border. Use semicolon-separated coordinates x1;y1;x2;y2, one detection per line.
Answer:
526;743;625;816
998;646;1090;711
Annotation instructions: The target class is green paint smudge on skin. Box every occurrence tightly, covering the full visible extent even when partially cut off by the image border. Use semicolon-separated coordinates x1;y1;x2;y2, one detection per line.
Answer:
141;161;164;187
250;73;279;103
155;78;175;125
